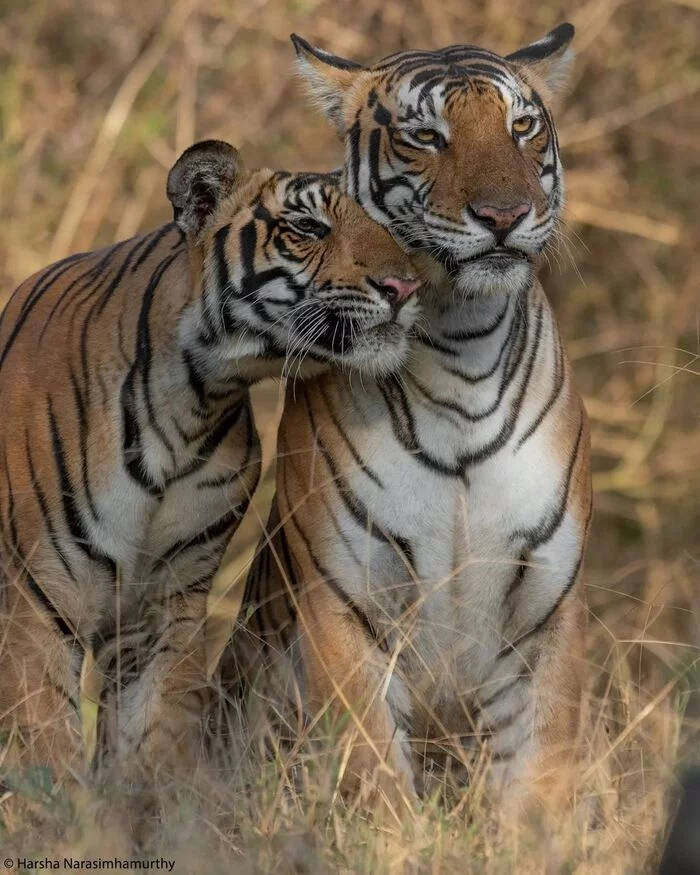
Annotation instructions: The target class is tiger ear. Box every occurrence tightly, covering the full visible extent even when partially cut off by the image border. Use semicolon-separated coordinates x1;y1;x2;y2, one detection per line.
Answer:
506;23;575;100
290;34;364;134
167;140;242;237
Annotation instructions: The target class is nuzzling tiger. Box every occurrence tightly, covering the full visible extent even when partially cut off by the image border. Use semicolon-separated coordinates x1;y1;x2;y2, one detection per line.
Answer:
220;24;592;817
0;139;419;779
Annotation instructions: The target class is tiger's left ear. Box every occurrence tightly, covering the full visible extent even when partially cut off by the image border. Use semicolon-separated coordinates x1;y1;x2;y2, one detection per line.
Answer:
290;34;364;135
506;22;575;100
167;140;242;238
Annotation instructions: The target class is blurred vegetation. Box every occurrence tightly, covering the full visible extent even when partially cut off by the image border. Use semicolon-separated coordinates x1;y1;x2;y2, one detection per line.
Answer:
1;0;700;869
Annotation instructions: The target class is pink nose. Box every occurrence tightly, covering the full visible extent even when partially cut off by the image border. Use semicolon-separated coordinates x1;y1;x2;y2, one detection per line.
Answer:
379;276;421;303
470;202;531;233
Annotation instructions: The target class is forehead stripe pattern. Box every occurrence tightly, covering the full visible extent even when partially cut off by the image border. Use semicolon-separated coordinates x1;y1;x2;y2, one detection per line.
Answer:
343;42;562;236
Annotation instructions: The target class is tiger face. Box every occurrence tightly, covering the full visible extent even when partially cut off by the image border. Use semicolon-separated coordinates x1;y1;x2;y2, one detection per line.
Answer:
290;24;574;297
169;141;420;378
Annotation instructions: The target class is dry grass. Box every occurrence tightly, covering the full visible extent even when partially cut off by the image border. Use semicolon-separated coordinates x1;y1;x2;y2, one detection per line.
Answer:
1;0;700;870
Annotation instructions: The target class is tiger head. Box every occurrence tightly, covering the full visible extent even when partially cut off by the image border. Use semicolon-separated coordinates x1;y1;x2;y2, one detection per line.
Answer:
167;140;420;377
290;24;574;298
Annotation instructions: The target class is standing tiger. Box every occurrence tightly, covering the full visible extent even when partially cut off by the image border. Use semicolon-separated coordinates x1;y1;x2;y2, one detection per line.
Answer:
221;24;592;817
0;139;419;779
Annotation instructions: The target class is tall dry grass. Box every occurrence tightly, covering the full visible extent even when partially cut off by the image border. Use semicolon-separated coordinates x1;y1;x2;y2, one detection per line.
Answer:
1;0;700;870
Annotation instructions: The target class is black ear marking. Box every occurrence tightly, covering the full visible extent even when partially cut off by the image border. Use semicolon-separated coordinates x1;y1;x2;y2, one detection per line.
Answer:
506;22;575;64
290;33;363;71
505;23;575;98
166;139;241;237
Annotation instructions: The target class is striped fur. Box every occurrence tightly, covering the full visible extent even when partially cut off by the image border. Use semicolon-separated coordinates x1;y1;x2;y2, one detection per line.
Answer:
0;140;418;779
221;26;592;816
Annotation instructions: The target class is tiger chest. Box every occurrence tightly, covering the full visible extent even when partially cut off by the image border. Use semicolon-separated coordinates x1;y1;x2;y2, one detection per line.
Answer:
90;412;262;594
328;423;565;686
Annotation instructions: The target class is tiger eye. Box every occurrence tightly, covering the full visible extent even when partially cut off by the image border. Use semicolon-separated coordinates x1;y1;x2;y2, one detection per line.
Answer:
413;129;441;144
512;116;536;135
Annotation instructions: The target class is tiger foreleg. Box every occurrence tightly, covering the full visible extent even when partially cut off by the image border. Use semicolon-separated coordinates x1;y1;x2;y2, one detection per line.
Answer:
0;573;85;779
298;581;417;826
95;588;210;780
483;585;586;820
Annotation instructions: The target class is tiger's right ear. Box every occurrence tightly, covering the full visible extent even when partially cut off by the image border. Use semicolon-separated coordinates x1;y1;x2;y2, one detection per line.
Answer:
290;34;364;135
167;140;241;237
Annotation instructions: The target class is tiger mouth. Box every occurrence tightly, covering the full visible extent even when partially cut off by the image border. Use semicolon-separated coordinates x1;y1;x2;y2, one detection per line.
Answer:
437;247;531;272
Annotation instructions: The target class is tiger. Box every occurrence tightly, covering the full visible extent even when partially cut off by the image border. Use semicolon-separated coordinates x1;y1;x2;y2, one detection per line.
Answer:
0;138;419;782
219;23;592;819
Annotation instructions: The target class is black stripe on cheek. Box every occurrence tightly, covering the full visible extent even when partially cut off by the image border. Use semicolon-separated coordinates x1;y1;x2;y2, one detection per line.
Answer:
213;224;232;295
239;220;257;279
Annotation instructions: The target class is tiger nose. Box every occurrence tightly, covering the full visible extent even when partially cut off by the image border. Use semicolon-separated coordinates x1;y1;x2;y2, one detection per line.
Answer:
378;276;421;303
469;202;531;236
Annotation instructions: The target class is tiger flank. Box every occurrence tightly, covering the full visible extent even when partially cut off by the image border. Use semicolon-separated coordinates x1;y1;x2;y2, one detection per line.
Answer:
0;139;419;781
225;25;592;819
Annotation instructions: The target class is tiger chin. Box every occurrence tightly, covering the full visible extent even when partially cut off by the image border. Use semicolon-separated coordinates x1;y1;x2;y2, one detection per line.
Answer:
0;138;418;784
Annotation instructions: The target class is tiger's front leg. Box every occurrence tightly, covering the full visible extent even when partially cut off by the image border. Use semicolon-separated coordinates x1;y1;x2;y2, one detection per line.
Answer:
0;569;85;778
297;578;418;824
94;585;211;779
494;585;587;814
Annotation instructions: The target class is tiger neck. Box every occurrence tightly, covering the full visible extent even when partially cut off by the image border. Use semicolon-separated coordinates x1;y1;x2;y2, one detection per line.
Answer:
417;277;538;354
177;291;286;396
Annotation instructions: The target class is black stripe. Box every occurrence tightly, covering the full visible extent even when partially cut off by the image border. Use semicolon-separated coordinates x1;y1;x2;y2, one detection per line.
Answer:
25;431;77;583
182;348;207;407
316;381;383;487
281;457;383;650
165;399;246;486
132;223;179;271
24;571;79;644
40;244;127;343
120;369;162;496
511;413;586;549
48;399;116;576
155;502;247;567
454;299;542;468
516;332;565;448
68;369;99;523
0;251;89;367
304;384;412;562
442;300;510;342
212;224;237;334
134;252;181;460
477;673;531;711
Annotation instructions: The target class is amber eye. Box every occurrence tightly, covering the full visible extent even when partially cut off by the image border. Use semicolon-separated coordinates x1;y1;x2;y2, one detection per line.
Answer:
512;116;537;136
411;128;442;146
